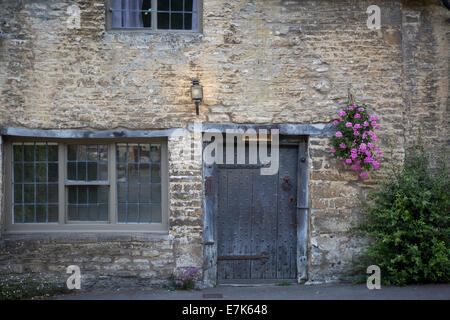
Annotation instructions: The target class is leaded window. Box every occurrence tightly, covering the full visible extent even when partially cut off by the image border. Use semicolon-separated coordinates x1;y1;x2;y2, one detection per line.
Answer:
5;139;168;231
12;142;59;223
116;143;162;223
107;0;201;31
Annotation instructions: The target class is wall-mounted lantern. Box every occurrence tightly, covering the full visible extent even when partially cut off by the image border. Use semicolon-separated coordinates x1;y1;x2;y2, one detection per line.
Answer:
191;79;203;116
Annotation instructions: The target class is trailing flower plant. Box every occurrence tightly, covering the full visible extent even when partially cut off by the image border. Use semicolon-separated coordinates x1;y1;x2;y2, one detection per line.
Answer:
331;104;382;178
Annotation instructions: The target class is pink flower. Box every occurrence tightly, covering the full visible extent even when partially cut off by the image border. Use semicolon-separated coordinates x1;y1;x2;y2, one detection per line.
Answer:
351;153;358;160
339;143;346;149
371;121;377;126
368;142;374;148
370;115;376;121
352;165;361;171
375;125;380;131
340;118;344;122
372;161;380;169
354;113;361;119
363;121;369;127
359;143;367;151
333;120;338;126
346;122;353;127
360;171;369;179
362;133;367;139
351;148;357;154
331;148;336;153
355;160;361;165
335;131;343;137
353;131;360;136
371;135;378;141
345;159;352;164
339;110;347;117
358;107;365;111
375;115;380;120
354;123;362;129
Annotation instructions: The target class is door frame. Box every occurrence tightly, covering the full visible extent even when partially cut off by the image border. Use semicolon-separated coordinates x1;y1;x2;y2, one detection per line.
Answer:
202;134;309;285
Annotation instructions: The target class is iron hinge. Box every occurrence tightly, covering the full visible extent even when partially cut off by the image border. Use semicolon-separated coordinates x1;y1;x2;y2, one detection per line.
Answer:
205;176;213;196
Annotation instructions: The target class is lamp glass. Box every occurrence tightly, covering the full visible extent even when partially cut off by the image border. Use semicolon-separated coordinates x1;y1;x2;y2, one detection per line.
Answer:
191;86;203;100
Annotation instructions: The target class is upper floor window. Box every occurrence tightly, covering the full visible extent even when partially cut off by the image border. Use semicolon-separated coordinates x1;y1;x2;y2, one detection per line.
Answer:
106;0;201;31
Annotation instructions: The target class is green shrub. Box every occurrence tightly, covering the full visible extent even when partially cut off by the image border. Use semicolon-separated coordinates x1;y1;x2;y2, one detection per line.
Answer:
352;138;449;285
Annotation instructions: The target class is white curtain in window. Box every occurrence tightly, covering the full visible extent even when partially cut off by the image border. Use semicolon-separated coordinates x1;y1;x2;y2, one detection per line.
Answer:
112;0;198;30
112;0;144;28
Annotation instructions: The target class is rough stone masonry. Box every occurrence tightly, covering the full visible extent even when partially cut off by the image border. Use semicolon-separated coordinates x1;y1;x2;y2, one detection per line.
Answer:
0;0;448;289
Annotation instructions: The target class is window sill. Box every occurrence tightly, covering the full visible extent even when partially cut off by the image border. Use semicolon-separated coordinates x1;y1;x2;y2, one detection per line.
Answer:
4;224;168;233
1;230;170;243
106;28;203;35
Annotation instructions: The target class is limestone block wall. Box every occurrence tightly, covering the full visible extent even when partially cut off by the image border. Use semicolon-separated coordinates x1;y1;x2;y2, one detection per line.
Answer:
401;0;449;168
0;0;405;133
0;233;175;289
168;133;204;271
0;135;3;238
308;136;370;282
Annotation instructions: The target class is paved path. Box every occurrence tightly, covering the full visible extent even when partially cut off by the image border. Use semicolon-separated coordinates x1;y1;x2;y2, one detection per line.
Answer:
54;283;450;300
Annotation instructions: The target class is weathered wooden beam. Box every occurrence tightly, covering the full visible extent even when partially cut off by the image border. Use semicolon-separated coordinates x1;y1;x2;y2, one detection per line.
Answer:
0;127;187;138
188;123;334;136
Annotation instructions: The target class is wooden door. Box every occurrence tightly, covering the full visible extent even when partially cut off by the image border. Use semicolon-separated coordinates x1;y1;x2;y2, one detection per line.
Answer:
216;145;298;282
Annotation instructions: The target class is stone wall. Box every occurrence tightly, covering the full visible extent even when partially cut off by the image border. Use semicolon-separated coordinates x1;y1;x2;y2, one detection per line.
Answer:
0;135;3;238
401;0;449;168
168;133;204;271
307;136;366;282
0;233;175;289
0;0;448;287
0;0;405;131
